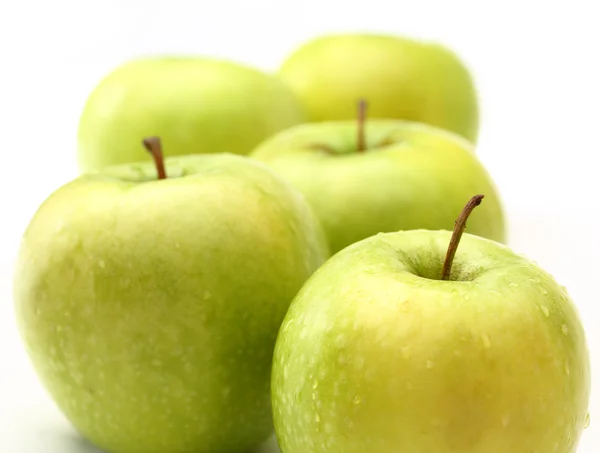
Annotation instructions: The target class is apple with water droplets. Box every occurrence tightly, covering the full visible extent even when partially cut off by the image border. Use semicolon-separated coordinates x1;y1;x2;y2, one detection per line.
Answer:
13;138;329;453
271;195;591;453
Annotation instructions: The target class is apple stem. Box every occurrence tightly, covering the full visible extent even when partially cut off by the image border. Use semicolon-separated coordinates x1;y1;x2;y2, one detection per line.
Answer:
441;194;485;281
142;137;167;180
357;99;368;152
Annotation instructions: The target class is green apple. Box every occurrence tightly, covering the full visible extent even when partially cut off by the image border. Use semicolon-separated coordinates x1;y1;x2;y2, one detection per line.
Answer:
77;56;307;172
271;196;591;453
279;33;479;143
13;138;329;453
251;114;505;254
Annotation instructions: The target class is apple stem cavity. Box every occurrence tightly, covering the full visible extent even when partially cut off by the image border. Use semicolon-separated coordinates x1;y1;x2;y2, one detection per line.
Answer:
142;137;167;180
441;194;485;281
357;99;368;152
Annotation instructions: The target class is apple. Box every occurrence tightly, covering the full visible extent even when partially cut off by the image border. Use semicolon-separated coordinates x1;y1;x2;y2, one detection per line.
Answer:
271;195;591;453
251;105;506;254
13;138;329;453
278;33;480;143
77;56;307;172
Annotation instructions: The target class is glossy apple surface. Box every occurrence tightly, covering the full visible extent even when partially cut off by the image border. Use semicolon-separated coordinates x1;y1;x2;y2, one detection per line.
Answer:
272;230;590;453
14;153;329;453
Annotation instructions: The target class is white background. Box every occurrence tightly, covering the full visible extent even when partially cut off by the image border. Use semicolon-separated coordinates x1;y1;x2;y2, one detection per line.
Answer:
0;1;598;451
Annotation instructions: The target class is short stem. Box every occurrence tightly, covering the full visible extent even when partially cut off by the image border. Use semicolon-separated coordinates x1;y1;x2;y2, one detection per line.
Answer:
357;99;367;152
142;137;167;180
441;194;485;280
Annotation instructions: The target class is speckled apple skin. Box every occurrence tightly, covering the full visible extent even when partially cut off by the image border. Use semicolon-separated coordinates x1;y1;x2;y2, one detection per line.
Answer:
13;154;329;453
272;230;590;453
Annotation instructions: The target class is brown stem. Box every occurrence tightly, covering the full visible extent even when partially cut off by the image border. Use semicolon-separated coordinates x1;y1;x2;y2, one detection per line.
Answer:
142;137;167;180
357;99;367;152
441;194;485;280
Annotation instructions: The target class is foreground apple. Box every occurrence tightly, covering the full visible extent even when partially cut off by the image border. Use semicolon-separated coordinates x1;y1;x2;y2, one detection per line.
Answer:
271;195;591;453
13;138;329;453
77;56;307;172
279;33;479;143
251;106;505;254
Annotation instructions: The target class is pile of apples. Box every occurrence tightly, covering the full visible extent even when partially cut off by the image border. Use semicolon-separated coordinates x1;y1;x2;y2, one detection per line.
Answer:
13;33;590;453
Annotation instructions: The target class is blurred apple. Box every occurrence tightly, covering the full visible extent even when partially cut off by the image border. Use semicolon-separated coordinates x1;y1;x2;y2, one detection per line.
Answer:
279;33;479;143
251;109;505;254
77;57;306;172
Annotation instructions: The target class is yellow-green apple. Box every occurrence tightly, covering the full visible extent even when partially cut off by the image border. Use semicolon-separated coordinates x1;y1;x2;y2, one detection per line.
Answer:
279;33;479;143
271;195;591;453
251;108;505;254
77;57;307;172
13;138;329;453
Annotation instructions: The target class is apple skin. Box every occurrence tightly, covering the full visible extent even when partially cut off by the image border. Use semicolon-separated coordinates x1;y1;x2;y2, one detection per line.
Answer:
77;57;307;172
251;119;506;254
272;230;590;453
13;154;329;453
279;33;479;143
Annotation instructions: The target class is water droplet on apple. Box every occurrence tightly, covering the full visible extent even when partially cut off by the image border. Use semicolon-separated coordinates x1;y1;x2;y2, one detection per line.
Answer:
426;360;434;369
463;294;471;301
55;325;62;332
315;413;321;423
352;395;361;405
481;333;491;348
312;380;319;389
509;282;519;288
540;287;548;295
203;290;212;300
295;392;302;403
98;260;106;268
541;305;550;317
584;412;591;429
561;324;569;335
324;423;333;433
502;415;510;427
312;392;317;401
345;417;354;428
